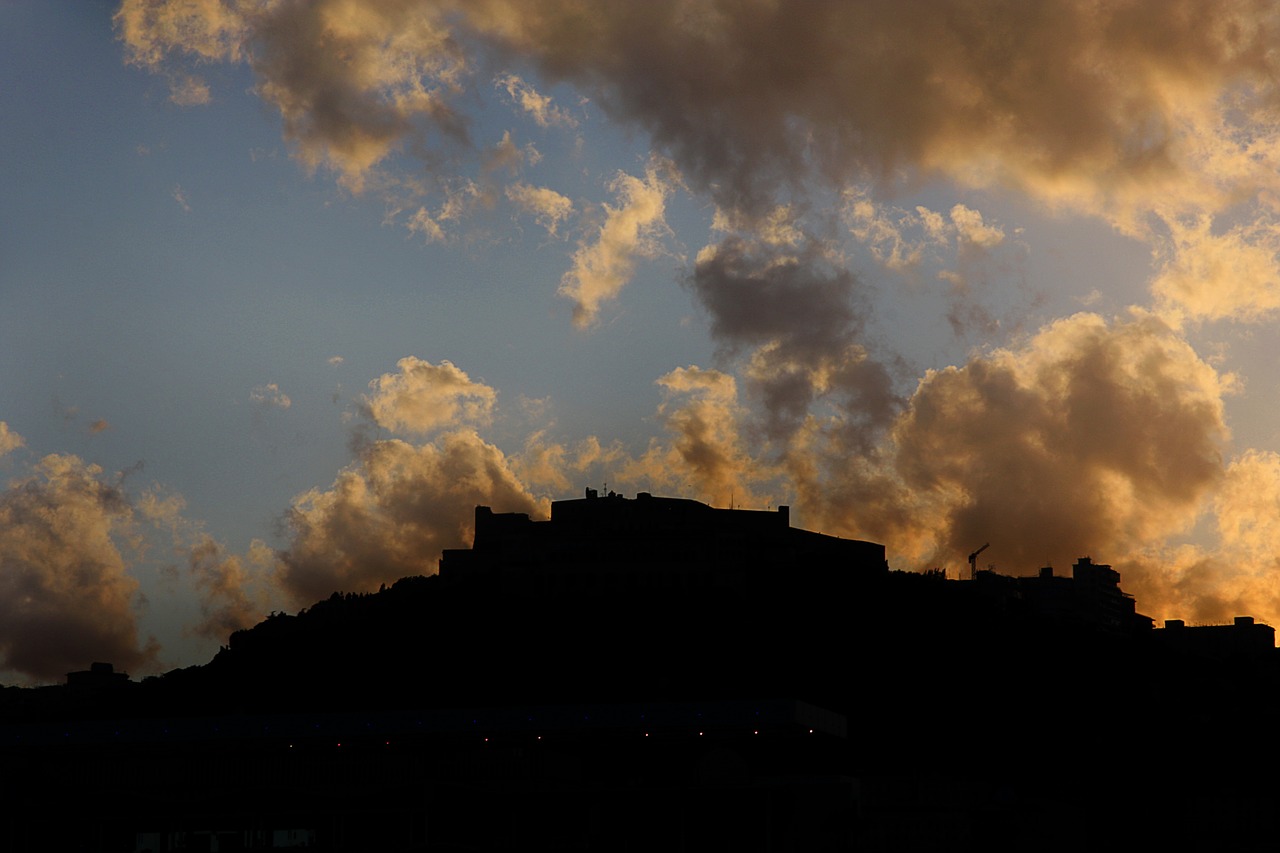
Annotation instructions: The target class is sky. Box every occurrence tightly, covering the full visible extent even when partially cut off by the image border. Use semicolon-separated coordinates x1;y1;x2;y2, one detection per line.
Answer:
6;1;1280;683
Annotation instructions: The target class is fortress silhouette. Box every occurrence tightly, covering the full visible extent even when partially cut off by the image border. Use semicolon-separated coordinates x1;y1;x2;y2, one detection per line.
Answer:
440;488;888;596
4;491;1278;850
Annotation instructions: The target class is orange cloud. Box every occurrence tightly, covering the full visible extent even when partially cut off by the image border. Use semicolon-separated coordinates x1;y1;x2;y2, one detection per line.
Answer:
118;0;1280;226
0;454;158;681
1119;450;1280;626
506;182;573;236
560;163;672;327
250;382;292;410
277;431;543;604
1151;213;1280;324
363;357;496;435
186;535;273;640
0;422;24;456
497;73;577;129
618;366;768;508
798;311;1232;580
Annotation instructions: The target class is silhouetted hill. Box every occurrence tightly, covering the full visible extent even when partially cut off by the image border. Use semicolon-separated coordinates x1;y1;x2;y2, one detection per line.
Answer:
6;493;1280;850
19;561;1280;766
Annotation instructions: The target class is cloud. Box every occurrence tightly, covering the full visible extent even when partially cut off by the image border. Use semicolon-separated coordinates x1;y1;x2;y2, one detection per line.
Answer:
497;73;577;128
278;357;617;604
136;486;274;643
845;192;1007;269
844;191;1021;340
1160;441;1280;630
187;534;272;640
844;192;932;273
512;431;628;495
363;357;496;435
509;431;574;493
277;430;542;604
118;0;471;192
110;0;1280;643
711;205;805;250
481;129;526;177
1114;449;1280;626
691;236;860;364
172;184;191;212
1151;213;1280;324
0;454;157;681
169;72;211;106
248;2;473;193
406;206;447;242
285;327;1256;629
118;0;1280;228
403;179;487;243
506;182;573;236
135;484;188;531
805;312;1232;578
89;419;111;434
250;382;291;409
559;163;672;326
690;235;900;447
619;366;766;508
469;1;1280;224
948;204;1004;250
0;422;24;457
328;355;345;366
115;0;249;68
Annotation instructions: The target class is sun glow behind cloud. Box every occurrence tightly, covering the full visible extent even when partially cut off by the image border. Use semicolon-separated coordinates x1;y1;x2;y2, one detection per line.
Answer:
9;1;1280;681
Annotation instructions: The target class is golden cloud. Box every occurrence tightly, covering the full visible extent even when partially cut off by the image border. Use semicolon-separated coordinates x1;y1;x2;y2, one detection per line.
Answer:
363;357;496;435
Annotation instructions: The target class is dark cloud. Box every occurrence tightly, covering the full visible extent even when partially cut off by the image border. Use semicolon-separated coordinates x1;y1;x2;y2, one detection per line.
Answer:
690;235;901;448
119;0;1280;219
186;535;269;641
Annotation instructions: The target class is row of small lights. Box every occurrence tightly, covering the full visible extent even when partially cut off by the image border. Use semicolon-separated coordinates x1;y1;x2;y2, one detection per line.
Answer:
34;720;824;744
296;728;818;749
35;707;821;745
28;726;817;745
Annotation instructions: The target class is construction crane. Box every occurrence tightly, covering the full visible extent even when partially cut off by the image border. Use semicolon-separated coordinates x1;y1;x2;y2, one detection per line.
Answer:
968;543;989;580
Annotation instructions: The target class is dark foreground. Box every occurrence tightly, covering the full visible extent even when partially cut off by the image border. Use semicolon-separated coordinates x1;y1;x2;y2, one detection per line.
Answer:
5;568;1279;851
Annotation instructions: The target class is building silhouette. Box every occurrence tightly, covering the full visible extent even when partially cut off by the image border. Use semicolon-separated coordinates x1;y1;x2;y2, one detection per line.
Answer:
65;661;131;688
440;488;887;597
1154;615;1277;658
969;556;1151;634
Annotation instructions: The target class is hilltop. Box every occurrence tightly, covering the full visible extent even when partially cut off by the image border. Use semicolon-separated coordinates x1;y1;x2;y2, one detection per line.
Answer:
5;492;1280;850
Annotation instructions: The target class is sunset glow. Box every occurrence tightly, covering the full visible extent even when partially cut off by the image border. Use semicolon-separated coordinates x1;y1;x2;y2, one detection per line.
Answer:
5;1;1280;682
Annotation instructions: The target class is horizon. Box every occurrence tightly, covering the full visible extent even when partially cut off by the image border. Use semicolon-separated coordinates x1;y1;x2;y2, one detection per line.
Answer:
7;2;1280;684
12;488;1271;689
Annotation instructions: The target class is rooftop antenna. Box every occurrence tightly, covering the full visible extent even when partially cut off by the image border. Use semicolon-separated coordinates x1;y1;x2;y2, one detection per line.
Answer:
968;542;990;580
